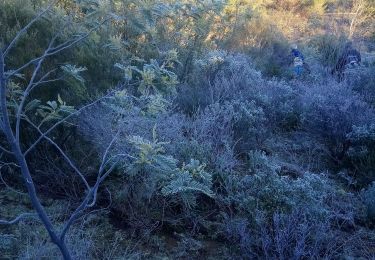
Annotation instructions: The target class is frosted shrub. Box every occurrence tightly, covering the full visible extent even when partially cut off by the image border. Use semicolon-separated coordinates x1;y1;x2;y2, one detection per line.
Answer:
176;51;262;113
120;134;214;228
197;54;302;132
348;65;375;105
362;182;375;222
217;152;361;258
74;48;375;258
300;81;375;163
250;79;301;131
191;99;267;172
346;124;375;186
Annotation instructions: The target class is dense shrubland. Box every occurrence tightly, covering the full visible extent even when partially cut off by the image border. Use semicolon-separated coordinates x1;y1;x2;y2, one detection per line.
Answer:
1;0;375;259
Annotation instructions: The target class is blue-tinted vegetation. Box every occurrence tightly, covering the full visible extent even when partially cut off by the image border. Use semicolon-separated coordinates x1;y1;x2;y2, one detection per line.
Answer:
1;0;375;259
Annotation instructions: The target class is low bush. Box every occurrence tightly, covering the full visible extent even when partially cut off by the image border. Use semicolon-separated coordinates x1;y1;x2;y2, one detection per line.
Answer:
309;34;348;68
362;182;375;222
346;124;375;186
74;48;375;259
299;81;375;167
348;64;375;106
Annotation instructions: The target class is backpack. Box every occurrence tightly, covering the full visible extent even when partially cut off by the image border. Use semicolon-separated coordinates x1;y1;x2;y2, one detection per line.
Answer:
294;56;303;67
347;55;359;66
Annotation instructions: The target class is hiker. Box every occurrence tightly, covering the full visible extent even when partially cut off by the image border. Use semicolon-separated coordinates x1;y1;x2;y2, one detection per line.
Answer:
332;41;361;80
290;44;306;77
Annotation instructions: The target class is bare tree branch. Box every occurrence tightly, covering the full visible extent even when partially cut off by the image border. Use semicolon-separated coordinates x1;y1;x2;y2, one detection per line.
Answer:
59;187;113;241
59;161;119;241
13;14;86;142
88;161;118;208
59;190;92;241
99;130;120;174
0;4;114;258
24;93;112;156
31;76;64;88
59;130;120;241
15;34;60;143
0;163;26;195
24;117;90;190
0;145;13;154
7;18;110;80
3;1;56;57
0;213;39;225
86;130;120;208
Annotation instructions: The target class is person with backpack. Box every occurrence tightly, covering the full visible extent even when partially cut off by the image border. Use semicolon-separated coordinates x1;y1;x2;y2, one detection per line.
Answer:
332;41;361;80
290;44;307;77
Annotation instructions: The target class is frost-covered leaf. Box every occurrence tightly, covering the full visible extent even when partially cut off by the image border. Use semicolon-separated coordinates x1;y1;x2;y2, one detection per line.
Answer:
61;64;87;83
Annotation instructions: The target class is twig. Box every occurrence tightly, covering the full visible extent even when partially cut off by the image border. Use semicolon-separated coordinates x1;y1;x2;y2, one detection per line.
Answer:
6;17;110;79
23;117;90;190
24;93;112;156
0;163;27;195
3;1;55;57
0;213;39;225
0;145;13;154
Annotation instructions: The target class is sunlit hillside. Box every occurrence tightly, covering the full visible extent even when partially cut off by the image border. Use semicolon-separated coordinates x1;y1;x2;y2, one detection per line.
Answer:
1;0;375;259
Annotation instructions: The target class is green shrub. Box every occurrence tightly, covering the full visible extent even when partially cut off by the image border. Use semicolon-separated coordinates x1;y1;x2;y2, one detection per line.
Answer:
309;34;348;67
107;130;214;231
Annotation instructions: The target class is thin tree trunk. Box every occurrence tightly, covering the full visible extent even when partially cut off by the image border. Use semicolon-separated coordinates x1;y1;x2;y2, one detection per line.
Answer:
0;50;72;260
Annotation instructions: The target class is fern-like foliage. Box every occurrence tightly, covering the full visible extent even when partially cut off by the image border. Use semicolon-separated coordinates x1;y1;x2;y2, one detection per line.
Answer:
139;94;170;116
36;95;75;127
162;159;214;208
115;50;179;96
128;127;169;166
61;64;87;83
126;128;214;209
